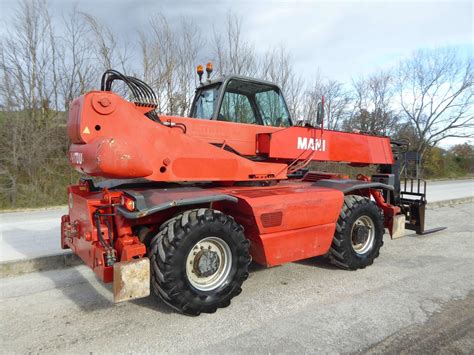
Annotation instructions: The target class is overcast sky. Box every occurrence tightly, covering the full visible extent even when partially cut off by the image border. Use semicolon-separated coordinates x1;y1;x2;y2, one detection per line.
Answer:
1;0;472;82
1;0;472;146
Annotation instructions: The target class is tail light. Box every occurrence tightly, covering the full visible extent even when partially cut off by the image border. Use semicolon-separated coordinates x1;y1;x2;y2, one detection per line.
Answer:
120;195;136;211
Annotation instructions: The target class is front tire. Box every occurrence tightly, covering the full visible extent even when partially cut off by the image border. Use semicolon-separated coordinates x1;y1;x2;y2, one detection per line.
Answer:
329;195;384;270
149;209;250;315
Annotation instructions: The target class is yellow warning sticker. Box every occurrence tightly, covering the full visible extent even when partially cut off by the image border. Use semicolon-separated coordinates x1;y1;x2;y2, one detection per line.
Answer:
83;126;90;134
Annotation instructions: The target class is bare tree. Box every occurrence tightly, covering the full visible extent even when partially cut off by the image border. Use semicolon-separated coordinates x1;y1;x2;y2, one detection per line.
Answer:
148;14;178;114
174;18;203;115
344;70;398;135
0;0;58;205
139;14;203;115
57;6;96;109
303;73;351;129
80;12;131;74
396;48;473;162
0;0;79;207
212;13;258;77
259;46;305;119
0;0;57;114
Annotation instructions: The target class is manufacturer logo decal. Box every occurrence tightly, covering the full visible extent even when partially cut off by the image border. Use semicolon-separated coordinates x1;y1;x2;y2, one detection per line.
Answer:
297;137;326;151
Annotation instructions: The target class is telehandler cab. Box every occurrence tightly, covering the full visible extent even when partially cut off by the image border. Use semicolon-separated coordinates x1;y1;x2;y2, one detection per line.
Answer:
62;65;434;315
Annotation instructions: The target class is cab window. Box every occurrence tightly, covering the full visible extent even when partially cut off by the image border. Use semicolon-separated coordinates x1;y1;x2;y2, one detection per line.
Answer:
193;85;220;119
255;89;291;127
219;92;257;124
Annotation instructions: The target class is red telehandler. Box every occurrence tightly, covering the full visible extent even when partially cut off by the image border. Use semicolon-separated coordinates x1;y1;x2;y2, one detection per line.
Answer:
62;65;432;315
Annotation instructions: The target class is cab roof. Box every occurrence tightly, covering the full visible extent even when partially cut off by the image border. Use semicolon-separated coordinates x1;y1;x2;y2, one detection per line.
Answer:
197;74;284;93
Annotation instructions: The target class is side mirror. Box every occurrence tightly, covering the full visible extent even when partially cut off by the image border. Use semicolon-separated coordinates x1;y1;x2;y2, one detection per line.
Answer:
316;97;325;126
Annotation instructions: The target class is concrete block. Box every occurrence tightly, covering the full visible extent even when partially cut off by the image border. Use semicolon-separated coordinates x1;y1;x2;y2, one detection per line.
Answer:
113;257;150;303
391;214;406;239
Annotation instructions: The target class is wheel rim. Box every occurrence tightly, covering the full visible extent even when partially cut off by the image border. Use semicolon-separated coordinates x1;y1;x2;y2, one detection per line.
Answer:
351;215;375;255
185;237;232;291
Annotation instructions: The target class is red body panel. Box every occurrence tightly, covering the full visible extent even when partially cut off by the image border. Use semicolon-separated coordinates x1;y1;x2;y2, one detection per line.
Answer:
62;180;344;281
224;182;343;265
257;127;394;164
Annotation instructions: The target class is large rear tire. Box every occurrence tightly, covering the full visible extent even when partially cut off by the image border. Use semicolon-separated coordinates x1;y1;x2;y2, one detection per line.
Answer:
329;195;384;270
149;208;250;315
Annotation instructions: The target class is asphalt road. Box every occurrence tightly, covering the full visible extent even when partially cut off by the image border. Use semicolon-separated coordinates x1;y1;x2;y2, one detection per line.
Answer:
1;202;473;353
0;179;473;263
0;207;68;262
423;179;474;203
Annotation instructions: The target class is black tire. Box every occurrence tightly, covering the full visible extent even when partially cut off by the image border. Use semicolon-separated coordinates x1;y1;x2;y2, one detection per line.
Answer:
329;195;384;270
148;208;250;315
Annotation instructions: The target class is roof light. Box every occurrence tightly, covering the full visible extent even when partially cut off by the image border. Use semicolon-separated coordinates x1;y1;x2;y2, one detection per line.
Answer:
197;64;204;84
206;62;213;82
